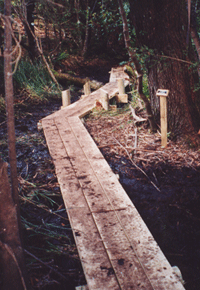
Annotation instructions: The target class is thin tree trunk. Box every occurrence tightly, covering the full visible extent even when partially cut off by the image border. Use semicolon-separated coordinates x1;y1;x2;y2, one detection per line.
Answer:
22;0;39;60
190;26;200;61
82;0;89;58
0;159;27;290
118;0;157;132
2;1;27;288
189;0;200;64
4;0;20;220
74;0;82;46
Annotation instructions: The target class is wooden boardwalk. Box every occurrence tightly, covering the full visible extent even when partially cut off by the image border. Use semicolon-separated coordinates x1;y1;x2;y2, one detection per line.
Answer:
41;68;185;290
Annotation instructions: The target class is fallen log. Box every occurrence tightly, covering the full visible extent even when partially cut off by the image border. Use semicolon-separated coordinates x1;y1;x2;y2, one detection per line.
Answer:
54;71;103;90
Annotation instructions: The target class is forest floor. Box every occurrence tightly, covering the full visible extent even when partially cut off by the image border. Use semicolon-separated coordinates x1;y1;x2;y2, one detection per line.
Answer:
0;58;200;290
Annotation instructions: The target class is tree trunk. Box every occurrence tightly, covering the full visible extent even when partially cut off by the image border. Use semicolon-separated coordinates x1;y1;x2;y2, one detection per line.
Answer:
74;0;83;47
4;0;20;220
22;0;39;60
129;0;200;136
118;0;157;132
0;159;27;290
82;0;90;58
190;1;200;64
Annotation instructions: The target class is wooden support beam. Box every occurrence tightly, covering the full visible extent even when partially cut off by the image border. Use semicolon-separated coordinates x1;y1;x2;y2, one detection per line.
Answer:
118;78;125;94
100;90;109;110
61;89;71;109
117;78;128;103
116;93;128;103
82;82;91;99
75;285;89;290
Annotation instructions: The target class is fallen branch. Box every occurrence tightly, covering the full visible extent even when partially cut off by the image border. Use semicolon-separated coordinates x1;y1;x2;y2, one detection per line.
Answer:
0;121;6;127
0;241;27;290
24;249;68;280
20;195;69;222
129;104;146;153
113;137;161;192
129;104;147;123
54;71;103;90
13;7;61;90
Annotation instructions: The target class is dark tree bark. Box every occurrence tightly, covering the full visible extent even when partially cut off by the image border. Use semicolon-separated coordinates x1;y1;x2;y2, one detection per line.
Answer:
129;0;200;136
0;159;27;290
22;0;39;60
2;3;27;288
190;0;200;63
82;0;89;58
0;22;3;56
118;0;157;132
4;0;19;218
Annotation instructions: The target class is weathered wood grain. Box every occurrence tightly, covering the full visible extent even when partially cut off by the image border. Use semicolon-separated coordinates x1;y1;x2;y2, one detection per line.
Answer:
67;116;185;290
41;68;185;290
42;118;121;290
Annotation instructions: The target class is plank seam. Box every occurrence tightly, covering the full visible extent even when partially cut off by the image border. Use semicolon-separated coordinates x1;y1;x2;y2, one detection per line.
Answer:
41;69;185;289
67;116;156;290
52;116;122;289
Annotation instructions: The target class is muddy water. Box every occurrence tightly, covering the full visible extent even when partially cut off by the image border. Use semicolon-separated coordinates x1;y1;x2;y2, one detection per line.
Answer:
101;150;200;290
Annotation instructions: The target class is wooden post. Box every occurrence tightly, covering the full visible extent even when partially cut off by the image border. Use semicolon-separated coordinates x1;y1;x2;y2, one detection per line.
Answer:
84;81;91;96
117;78;128;103
81;82;91;99
156;89;169;148
61;89;71;109
100;90;109;110
160;96;167;147
75;286;88;290
118;78;125;94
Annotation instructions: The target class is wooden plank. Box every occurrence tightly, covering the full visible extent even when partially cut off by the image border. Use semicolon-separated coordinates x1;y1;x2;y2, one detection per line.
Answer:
115;206;185;290
66;116;185;290
42;68;185;290
42;78;129;122
100;81;129;100
42;118;121;290
109;67;129;82
92;210;154;289
53;116;154;289
54;116;124;213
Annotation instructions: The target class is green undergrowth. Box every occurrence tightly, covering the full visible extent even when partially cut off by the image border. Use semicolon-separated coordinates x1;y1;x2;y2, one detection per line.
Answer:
14;59;61;103
0;59;62;120
0;95;5;118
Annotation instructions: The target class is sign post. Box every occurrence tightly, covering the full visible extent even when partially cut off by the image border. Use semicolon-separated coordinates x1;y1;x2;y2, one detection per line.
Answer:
156;89;169;148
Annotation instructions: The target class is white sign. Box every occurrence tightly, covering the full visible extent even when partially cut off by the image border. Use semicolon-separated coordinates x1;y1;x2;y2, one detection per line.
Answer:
156;89;169;97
